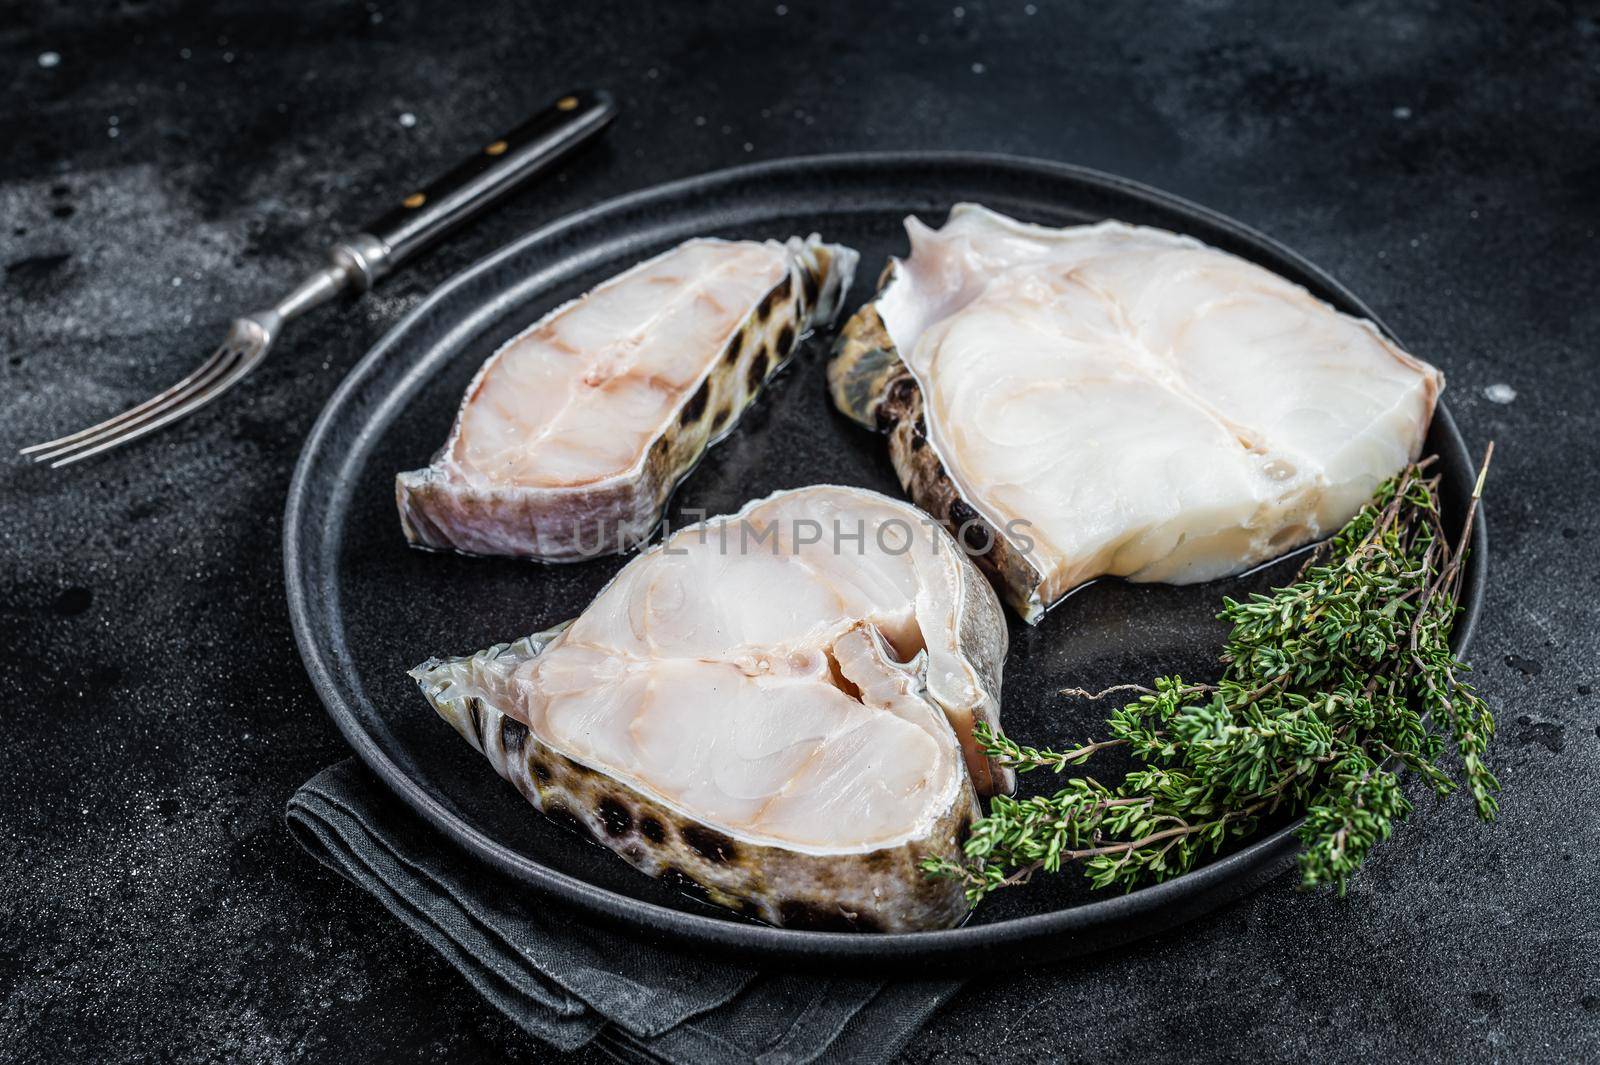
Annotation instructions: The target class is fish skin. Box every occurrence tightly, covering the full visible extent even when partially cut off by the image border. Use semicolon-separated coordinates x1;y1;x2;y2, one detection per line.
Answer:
830;205;1443;623
397;235;859;562
830;267;1049;622
410;485;1014;932
413;627;976;933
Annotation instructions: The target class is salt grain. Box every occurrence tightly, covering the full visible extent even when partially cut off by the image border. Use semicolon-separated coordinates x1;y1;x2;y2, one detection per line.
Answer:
38;51;61;68
398;112;416;128
1484;383;1517;405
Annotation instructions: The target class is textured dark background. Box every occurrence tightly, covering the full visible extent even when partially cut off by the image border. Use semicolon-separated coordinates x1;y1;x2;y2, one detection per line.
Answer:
3;1;1597;1062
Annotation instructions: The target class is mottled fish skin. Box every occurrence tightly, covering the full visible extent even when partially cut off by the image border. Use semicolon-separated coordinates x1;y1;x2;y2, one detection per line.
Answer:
830;261;1048;622
410;486;1015;932
413;629;976;933
397;235;859;562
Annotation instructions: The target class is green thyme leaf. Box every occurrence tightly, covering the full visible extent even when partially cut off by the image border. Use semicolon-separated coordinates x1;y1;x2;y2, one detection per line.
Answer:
923;446;1499;903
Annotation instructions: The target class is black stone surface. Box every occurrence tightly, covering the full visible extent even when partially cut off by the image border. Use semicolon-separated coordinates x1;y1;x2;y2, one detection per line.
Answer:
2;2;1595;1061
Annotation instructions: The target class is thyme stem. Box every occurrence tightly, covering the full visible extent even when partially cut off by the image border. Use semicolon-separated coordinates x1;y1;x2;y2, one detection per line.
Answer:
924;451;1501;902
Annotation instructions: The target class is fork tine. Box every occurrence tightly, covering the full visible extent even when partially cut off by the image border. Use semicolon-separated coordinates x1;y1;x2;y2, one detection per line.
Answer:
20;344;239;458
42;358;252;468
25;345;245;464
37;345;260;468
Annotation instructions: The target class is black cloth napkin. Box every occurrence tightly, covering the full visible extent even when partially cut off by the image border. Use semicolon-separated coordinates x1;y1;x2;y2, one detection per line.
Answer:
287;760;963;1064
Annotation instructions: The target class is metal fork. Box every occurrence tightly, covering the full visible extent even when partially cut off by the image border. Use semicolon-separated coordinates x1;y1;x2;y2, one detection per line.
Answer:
22;89;616;468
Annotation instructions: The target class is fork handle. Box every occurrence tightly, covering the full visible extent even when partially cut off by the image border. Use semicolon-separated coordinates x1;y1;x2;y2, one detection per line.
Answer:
330;89;617;291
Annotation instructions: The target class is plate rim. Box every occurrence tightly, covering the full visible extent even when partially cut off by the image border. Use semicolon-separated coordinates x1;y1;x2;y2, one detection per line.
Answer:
284;150;1487;967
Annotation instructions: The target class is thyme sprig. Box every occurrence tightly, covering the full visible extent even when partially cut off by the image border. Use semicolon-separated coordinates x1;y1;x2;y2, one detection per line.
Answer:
926;448;1497;901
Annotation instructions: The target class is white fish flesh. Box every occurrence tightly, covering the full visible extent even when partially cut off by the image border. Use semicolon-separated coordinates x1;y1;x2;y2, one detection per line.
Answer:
410;485;1012;932
829;204;1443;622
398;235;858;560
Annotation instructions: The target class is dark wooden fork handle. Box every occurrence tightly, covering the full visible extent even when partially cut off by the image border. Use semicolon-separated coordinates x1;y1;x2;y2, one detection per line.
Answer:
333;89;618;290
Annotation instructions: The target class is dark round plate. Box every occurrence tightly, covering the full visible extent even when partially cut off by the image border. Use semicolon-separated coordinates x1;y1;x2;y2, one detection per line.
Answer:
285;152;1486;971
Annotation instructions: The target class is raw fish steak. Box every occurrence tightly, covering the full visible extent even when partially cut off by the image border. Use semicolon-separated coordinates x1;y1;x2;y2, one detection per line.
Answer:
398;235;858;560
410;485;1012;932
830;204;1442;622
